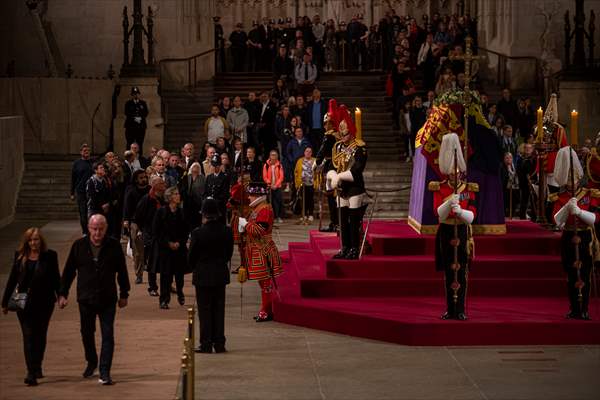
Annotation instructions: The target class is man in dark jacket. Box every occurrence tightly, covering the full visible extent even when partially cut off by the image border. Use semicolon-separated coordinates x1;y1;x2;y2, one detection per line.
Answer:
188;199;234;353
229;23;248;72
123;170;150;284
273;44;294;85
124;87;149;154
134;176;166;296
58;214;130;385
306;89;327;152
86;161;111;220
71;144;94;235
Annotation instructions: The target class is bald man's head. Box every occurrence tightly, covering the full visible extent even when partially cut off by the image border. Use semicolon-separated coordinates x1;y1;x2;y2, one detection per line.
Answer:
88;214;108;246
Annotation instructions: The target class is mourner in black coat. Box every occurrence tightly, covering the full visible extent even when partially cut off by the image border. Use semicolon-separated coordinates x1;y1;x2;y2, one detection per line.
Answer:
2;228;59;386
151;187;189;309
133;177;166;295
188;199;234;353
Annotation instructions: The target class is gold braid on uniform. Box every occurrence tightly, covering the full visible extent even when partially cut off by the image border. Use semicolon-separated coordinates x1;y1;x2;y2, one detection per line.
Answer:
332;138;366;173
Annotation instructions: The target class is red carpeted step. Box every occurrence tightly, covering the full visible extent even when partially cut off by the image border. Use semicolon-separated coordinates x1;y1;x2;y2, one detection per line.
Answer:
300;277;566;298
366;220;561;257
326;254;563;279
273;295;600;346
273;220;600;346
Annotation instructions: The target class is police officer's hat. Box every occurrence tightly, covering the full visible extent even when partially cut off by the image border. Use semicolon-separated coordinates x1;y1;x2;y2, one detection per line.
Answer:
201;198;221;219
131;86;141;95
210;153;221;167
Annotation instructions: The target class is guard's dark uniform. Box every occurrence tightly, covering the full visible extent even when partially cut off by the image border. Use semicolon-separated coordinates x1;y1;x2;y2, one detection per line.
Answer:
550;187;600;319
332;138;367;259
315;128;339;231
430;180;478;319
204;172;231;224
124;98;149;153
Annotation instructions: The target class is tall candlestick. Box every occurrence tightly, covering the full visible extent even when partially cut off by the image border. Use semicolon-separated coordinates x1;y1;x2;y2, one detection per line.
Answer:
355;107;362;141
570;109;579;146
536;107;543;142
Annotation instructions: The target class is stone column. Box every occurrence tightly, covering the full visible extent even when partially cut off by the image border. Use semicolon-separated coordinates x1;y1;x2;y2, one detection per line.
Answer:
235;0;243;27
299;0;306;17
365;0;373;26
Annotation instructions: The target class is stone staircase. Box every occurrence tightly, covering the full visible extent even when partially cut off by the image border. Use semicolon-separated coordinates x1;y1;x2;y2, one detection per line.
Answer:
161;72;411;219
16;155;79;220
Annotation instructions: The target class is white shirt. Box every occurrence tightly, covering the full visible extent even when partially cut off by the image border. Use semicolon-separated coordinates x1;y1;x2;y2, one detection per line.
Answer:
207;117;225;144
261;102;269;118
131;157;142;172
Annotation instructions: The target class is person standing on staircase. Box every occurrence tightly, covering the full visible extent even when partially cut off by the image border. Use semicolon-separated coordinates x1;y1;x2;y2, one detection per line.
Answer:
328;108;367;260
71;144;94;236
226;96;249;144
229;23;247;72
124;87;149;155
429;133;477;321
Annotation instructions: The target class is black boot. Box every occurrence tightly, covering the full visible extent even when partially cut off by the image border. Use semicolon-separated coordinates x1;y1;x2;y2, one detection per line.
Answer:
333;247;349;259
345;247;359;260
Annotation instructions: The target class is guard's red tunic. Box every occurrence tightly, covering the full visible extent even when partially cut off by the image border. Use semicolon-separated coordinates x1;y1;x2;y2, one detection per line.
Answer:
431;181;478;222
243;200;283;281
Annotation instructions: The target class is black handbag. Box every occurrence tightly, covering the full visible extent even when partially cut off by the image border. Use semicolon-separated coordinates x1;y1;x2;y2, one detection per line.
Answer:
7;290;28;312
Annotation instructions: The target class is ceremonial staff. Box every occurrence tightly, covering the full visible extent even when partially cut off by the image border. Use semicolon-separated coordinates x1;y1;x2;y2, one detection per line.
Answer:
238;144;246;319
450;148;462;304
569;146;584;306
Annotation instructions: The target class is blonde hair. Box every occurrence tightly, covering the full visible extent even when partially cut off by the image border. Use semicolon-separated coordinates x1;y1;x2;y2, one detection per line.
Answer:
16;227;47;267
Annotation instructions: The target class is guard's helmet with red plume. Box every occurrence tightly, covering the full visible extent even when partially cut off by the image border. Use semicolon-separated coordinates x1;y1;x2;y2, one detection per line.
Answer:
324;99;340;127
338;105;356;137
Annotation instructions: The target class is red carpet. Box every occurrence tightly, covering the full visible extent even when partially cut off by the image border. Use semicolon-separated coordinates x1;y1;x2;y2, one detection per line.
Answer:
273;220;600;346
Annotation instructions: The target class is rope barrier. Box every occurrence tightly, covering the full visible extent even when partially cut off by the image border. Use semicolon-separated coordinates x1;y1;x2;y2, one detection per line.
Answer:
363;185;412;197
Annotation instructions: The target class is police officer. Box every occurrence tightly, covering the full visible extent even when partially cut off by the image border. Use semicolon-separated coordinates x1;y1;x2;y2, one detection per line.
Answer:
124;87;149;154
204;154;231;224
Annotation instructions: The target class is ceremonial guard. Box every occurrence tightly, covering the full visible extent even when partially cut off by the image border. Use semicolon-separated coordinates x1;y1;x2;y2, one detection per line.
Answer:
429;133;477;321
327;107;367;260
315;100;341;232
551;147;599;320
234;182;282;322
124;87;149;153
585;141;600;189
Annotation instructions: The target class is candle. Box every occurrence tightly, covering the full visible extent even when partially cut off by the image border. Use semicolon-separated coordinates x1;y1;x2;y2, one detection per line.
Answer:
355;107;362;141
536;107;543;142
570;109;578;146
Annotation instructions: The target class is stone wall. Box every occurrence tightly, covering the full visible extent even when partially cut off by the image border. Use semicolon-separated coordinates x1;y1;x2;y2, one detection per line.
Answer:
0;78;115;155
0;116;24;228
0;0;215;78
477;0;600;90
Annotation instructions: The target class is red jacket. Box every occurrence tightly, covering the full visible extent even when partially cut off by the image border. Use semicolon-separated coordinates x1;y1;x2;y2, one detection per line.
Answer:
262;160;285;189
